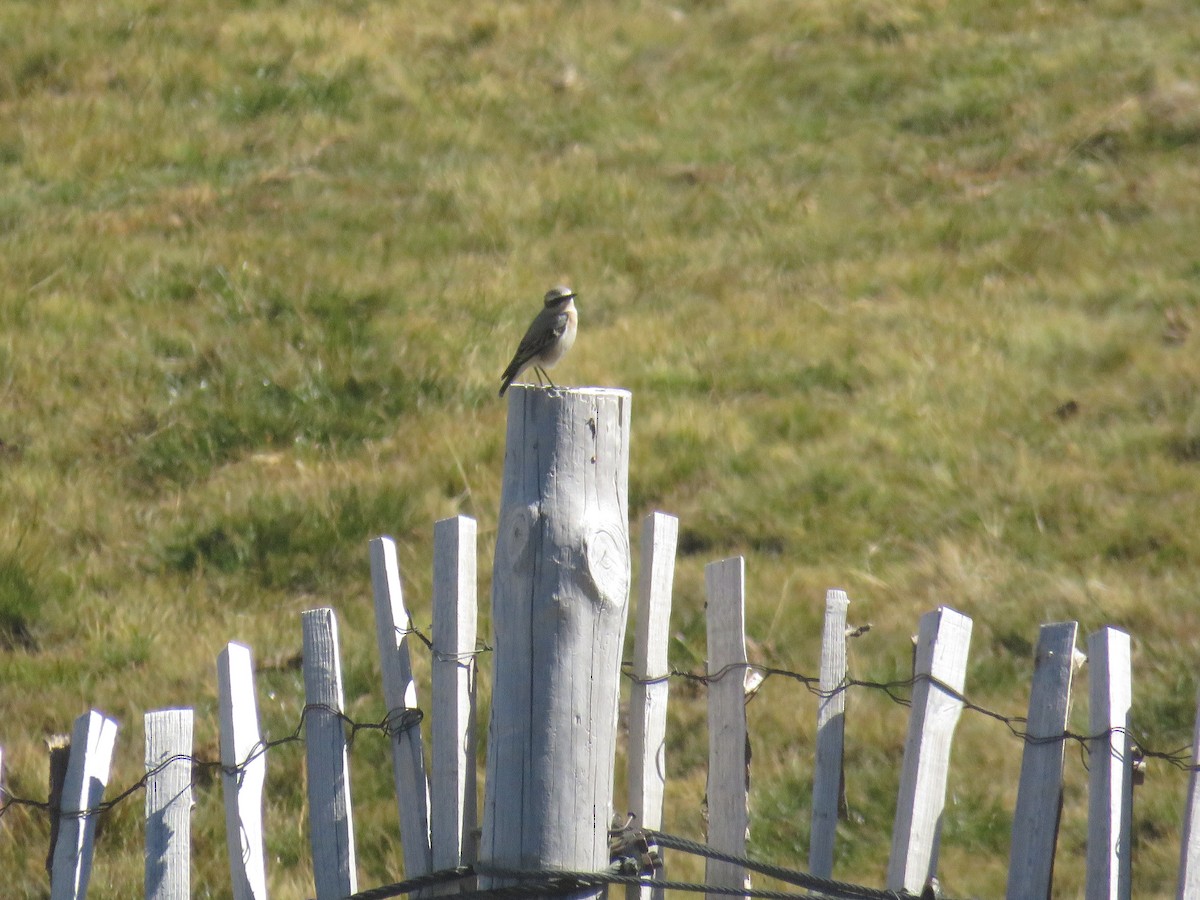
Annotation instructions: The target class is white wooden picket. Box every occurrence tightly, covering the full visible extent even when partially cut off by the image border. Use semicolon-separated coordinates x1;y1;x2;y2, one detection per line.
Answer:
144;708;193;900
704;556;751;900
1006;622;1078;899
217;641;269;900
887;606;973;894
431;515;479;872
302;608;358;900
1178;687;1200;900
369;535;434;878
809;588;850;880
49;710;119;900
627;511;678;900
1086;627;1134;900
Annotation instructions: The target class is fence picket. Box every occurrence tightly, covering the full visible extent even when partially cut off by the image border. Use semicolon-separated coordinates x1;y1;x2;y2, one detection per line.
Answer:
302;608;358;899
369;536;434;878
627;512;678;900
217;642;269;900
886;606;973;894
46;735;71;880
144;709;194;900
1178;687;1200;899
809;589;850;879
431;516;479;873
705;556;751;900
1006;622;1078;899
49;710;119;900
1086;627;1133;900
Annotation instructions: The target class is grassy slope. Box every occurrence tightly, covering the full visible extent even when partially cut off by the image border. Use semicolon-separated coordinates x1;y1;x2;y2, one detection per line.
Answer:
1;0;1199;894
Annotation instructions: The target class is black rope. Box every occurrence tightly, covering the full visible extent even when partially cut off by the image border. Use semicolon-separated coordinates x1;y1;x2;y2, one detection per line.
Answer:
347;859;919;900
644;829;908;899
346;865;474;900
477;865;896;900
346;828;926;900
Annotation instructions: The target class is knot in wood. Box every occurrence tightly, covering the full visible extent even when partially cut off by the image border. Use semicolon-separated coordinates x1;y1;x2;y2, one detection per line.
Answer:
499;503;539;572
582;521;630;609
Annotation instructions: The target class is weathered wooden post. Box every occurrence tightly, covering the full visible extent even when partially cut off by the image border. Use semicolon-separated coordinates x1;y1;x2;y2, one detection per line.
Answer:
886;606;973;894
627;512;678;900
145;708;195;900
704;557;752;900
50;710;119;900
1178;686;1200;898
480;385;632;896
1006;621;1078;899
1086;627;1133;900
217;642;269;900
809;589;850;880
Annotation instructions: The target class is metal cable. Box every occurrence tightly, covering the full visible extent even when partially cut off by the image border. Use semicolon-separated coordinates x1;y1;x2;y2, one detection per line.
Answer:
643;829;909;899
345;833;925;900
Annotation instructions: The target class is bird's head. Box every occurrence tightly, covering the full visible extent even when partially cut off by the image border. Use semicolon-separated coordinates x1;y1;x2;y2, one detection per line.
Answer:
543;285;576;307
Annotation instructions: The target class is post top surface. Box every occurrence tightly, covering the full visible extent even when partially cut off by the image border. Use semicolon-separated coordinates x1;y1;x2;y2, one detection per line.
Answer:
505;384;631;400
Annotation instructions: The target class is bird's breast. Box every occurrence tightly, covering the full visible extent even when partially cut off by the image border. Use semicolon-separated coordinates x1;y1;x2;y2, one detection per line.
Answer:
541;305;577;367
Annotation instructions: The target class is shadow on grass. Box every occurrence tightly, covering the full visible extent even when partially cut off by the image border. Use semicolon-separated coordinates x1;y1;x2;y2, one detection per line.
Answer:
160;485;421;594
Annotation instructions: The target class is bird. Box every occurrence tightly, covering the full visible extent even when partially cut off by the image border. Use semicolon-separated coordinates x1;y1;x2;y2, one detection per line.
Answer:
498;286;578;397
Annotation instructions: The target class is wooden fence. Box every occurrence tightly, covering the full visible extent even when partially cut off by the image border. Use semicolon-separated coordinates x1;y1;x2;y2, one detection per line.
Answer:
7;386;1200;899
18;518;1200;899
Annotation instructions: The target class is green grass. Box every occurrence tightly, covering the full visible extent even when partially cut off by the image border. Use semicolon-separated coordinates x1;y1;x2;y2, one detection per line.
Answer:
2;0;1200;895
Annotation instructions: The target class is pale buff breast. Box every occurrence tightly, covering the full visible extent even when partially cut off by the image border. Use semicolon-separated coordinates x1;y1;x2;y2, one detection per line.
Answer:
539;301;577;368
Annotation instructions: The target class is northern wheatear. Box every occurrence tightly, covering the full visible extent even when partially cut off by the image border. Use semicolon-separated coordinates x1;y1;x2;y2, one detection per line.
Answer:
498;286;578;397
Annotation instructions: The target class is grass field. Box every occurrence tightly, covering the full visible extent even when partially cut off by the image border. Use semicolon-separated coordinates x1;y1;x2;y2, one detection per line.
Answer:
2;0;1200;895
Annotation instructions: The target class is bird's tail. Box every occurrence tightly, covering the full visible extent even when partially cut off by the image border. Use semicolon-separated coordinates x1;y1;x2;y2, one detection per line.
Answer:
498;360;520;397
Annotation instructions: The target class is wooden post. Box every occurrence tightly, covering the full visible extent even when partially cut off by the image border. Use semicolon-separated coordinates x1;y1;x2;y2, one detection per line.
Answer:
1177;686;1200;899
627;512;678;900
432;515;480;872
480;386;632;894
303;608;358;900
705;557;751;900
45;734;71;880
886;606;973;894
1006;622;1078;900
809;589;850;880
369;536;434;878
217;642;269;900
50;710;119;900
145;708;194;900
1086;627;1133;900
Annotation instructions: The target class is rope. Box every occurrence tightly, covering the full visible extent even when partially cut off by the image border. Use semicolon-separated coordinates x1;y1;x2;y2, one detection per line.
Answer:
477;865;900;900
349;866;908;900
345;866;473;900
345;829;924;900
644;829;908;899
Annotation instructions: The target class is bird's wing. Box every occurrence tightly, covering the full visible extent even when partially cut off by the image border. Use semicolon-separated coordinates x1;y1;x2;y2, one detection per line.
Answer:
500;309;569;384
515;309;569;359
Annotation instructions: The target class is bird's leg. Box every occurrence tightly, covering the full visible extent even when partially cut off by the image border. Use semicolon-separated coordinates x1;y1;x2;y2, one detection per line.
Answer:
538;367;558;391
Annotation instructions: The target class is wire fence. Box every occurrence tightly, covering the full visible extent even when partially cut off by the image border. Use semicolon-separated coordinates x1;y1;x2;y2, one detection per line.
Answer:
412;621;1194;771
0;622;1192;829
0;703;424;822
